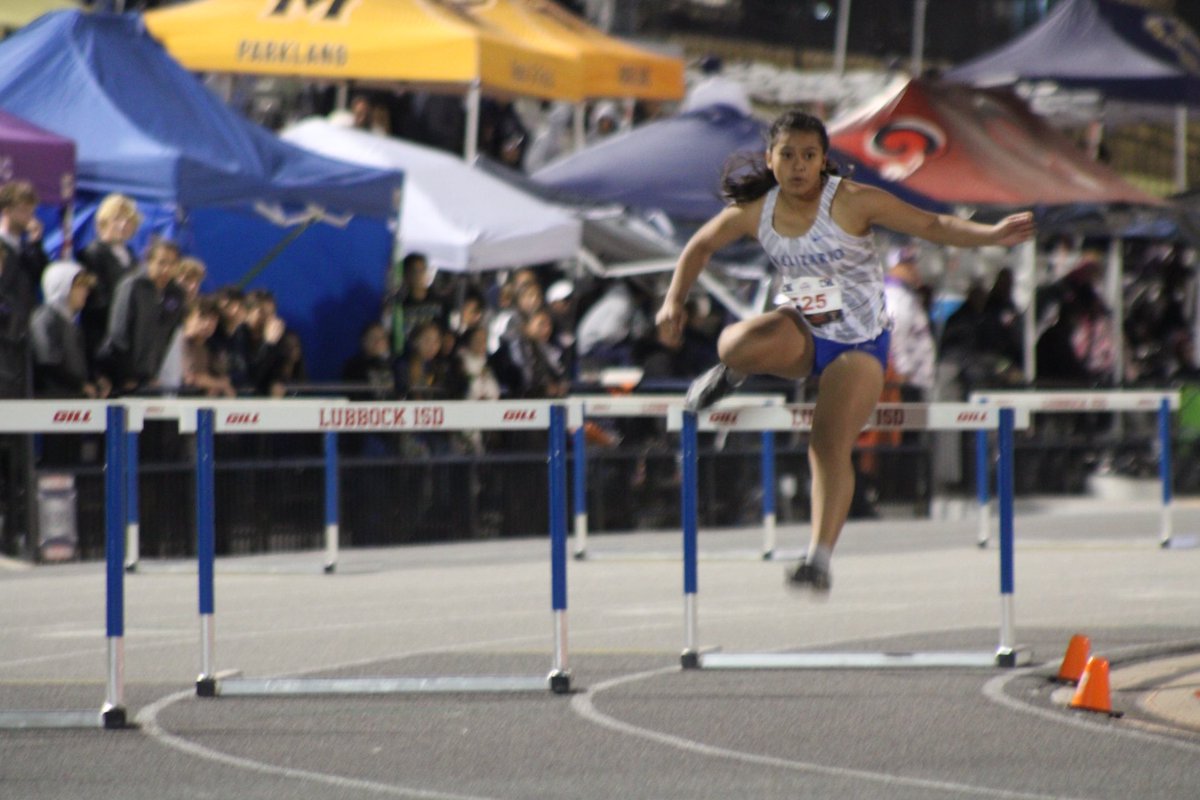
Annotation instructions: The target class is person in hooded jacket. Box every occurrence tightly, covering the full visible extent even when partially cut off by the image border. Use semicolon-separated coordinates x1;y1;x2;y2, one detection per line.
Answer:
30;261;105;398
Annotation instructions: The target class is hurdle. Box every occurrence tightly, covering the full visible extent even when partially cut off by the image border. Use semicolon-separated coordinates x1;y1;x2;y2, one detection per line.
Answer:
191;399;572;697
0;402;129;730
119;398;349;573
970;390;1181;548
568;394;787;560
669;403;1033;670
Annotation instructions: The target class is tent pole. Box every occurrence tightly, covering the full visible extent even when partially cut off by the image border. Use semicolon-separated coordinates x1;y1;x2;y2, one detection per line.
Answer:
464;82;481;161
911;0;928;77
1021;239;1037;385
336;82;349;110
573;102;586;151
833;0;852;76
1106;237;1124;387
1175;104;1188;194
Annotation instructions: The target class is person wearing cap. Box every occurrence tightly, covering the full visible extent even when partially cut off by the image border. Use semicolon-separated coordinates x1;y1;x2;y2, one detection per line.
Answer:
30;261;105;398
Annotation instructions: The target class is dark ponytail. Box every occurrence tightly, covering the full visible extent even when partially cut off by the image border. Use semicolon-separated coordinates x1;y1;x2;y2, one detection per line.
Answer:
720;110;840;206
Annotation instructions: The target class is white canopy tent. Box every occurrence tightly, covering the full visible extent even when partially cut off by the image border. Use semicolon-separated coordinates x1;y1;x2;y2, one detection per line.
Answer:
280;118;582;272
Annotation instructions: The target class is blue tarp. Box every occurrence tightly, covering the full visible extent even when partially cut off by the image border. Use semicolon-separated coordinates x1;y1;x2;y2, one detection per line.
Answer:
0;11;402;217
530;104;944;223
945;0;1200;106
0;11;406;379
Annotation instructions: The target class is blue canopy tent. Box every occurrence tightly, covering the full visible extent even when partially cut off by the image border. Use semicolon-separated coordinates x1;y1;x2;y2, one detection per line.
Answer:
945;0;1200;194
530;104;945;224
945;0;1200;105
0;11;404;379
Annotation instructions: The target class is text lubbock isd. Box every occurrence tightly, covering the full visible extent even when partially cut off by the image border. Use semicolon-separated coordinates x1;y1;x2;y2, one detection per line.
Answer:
318;407;446;429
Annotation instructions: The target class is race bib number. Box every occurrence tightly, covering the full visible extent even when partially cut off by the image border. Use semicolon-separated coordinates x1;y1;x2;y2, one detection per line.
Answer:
782;277;845;325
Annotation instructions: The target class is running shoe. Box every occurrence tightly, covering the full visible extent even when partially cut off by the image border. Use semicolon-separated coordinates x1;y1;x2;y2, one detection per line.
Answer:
684;363;736;411
784;558;832;593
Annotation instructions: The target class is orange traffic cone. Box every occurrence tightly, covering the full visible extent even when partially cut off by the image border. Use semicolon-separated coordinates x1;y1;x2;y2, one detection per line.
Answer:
1070;656;1114;715
1055;634;1091;684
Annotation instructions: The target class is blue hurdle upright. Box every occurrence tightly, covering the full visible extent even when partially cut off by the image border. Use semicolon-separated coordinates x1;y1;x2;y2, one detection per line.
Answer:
192;400;572;696
568;394;786;559
671;403;1032;670
0;402;129;729
970;390;1181;548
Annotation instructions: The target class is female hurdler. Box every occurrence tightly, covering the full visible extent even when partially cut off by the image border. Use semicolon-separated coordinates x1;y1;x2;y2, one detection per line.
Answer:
655;110;1035;592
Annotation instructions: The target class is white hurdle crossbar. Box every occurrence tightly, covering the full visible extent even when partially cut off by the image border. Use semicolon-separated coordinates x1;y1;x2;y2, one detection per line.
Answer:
970;390;1181;547
668;403;1033;671
567;394;787;559
192;400;572;697
0;402;129;729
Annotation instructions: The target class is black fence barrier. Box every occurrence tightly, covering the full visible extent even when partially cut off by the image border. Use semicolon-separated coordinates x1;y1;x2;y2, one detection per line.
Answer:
4;414;1188;563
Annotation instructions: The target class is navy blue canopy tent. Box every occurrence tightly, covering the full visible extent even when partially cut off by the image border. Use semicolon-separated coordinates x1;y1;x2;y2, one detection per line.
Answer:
0;11;404;378
945;0;1200;106
530;104;945;224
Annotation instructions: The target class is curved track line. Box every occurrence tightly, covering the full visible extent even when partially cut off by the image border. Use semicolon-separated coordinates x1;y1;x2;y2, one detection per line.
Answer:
136;689;502;800
570;666;1092;800
981;667;1200;756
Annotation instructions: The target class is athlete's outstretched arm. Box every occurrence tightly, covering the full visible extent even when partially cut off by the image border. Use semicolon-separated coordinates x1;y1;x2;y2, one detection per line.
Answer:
657;203;758;334
843;182;1036;248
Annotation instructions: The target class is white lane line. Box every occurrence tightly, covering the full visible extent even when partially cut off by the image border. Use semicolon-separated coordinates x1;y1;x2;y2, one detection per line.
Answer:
570;667;1092;800
137;688;501;800
133;620;681;800
981;667;1200;756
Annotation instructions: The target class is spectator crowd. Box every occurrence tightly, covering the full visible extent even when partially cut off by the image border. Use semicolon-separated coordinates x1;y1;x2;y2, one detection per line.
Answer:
1;174;1197;423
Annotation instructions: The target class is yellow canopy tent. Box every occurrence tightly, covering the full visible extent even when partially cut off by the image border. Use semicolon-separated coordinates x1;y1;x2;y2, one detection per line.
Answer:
144;0;584;157
457;0;684;102
1;0;82;30
455;0;684;149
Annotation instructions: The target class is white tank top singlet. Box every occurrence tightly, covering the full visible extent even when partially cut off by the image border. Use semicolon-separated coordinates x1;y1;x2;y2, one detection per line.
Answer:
758;177;889;344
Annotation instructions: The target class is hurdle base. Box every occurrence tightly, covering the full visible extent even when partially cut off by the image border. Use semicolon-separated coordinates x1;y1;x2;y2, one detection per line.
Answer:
323;563;336;574
100;704;128;730
681;650;701;669
572;550;587;561
697;651;1022;670
995;646;1033;668
213;676;556;695
761;549;774;561
124;562;138;573
196;675;218;697
548;670;572;694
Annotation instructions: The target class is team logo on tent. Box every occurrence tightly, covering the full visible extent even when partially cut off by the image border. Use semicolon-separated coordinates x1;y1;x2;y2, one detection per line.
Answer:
864;116;946;182
265;0;360;21
1144;14;1200;75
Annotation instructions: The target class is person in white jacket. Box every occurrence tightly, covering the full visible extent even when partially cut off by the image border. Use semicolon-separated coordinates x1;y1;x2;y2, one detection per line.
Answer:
882;246;936;400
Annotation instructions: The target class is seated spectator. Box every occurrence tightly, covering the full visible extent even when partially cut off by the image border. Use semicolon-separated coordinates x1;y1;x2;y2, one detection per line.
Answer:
179;297;235;397
576;280;652;369
341;321;394;399
545;279;577;377
156;256;209;390
30;261;104;398
174;257;206;302
270;331;309;397
394;320;465;400
243;289;291;396
390;252;449;355
209;287;252;391
507;308;569;398
457;325;502;402
457;324;503;453
635;312;715;383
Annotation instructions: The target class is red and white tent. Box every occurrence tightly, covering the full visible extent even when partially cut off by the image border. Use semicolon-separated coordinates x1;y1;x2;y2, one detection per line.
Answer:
828;77;1161;208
